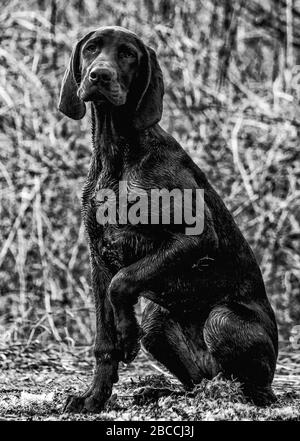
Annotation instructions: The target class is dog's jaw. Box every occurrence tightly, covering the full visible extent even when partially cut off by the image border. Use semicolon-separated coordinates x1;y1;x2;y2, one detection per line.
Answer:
78;79;127;106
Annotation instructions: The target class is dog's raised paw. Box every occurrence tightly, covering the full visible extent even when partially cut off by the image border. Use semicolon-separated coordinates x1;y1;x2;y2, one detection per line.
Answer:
117;332;141;363
117;321;142;363
123;339;141;364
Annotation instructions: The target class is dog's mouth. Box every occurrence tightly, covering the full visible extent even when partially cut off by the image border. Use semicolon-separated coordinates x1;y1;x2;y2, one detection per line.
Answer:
78;80;127;106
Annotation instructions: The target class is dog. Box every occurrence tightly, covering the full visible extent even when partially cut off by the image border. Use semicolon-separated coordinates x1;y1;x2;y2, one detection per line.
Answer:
58;26;278;412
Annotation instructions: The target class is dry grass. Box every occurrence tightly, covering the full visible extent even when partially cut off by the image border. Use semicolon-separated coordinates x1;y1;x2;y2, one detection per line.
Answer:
0;342;299;420
0;0;299;347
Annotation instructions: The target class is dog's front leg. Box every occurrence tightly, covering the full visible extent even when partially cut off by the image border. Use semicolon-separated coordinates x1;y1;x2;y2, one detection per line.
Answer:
64;256;119;413
108;233;217;363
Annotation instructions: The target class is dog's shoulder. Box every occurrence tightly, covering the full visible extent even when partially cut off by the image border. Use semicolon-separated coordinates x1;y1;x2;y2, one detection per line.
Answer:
144;124;211;189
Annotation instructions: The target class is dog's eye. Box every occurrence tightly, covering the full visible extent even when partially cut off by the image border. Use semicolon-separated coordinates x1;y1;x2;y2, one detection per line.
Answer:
119;48;136;59
86;44;97;54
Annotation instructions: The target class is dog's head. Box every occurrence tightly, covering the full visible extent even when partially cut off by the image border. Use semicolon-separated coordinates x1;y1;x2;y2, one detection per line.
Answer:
58;26;164;130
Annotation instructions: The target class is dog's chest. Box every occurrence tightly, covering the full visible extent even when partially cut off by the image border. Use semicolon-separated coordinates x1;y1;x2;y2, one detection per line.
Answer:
100;225;157;271
90;168;159;271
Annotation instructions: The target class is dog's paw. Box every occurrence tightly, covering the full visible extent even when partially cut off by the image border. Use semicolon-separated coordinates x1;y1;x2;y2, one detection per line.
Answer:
63;382;114;414
117;322;142;363
242;384;277;407
63;394;106;414
63;395;101;414
63;395;86;413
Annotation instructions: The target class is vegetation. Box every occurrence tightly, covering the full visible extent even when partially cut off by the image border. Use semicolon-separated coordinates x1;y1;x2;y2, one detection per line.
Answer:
0;344;299;420
0;0;299;420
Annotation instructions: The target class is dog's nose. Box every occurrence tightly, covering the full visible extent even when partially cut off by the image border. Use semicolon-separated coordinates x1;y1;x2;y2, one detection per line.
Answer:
89;67;113;84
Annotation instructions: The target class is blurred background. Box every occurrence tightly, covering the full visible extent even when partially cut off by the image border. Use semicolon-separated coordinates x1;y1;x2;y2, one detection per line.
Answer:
0;0;299;348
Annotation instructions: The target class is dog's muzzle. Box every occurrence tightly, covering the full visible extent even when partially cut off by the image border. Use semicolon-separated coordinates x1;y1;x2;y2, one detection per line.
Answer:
89;66;117;85
78;64;127;106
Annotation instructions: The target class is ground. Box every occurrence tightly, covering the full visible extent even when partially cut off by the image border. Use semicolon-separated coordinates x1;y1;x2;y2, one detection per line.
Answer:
0;342;299;421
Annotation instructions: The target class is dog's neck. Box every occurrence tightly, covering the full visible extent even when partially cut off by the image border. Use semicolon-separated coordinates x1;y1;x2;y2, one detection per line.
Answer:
91;102;140;177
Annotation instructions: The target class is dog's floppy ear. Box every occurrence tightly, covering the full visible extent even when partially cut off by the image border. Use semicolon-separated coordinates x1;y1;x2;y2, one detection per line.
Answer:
132;45;164;130
58;32;95;120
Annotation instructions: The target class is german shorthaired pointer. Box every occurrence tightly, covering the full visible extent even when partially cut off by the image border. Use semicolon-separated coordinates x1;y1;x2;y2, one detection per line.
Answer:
58;26;278;412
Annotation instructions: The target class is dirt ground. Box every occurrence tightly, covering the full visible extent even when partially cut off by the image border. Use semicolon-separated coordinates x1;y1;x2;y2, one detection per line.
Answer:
0;342;299;421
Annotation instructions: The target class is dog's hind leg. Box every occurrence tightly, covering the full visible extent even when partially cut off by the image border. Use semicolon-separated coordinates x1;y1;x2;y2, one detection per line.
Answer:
203;303;278;406
140;301;277;407
140;301;220;391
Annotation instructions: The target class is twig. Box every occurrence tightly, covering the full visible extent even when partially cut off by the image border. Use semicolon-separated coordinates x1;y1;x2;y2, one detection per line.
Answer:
230;115;259;214
0;179;42;268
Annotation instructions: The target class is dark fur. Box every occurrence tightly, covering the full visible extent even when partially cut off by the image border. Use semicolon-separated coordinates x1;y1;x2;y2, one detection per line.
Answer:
59;26;278;412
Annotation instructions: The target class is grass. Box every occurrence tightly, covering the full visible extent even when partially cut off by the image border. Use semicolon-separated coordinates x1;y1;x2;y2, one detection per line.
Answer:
0;342;299;421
